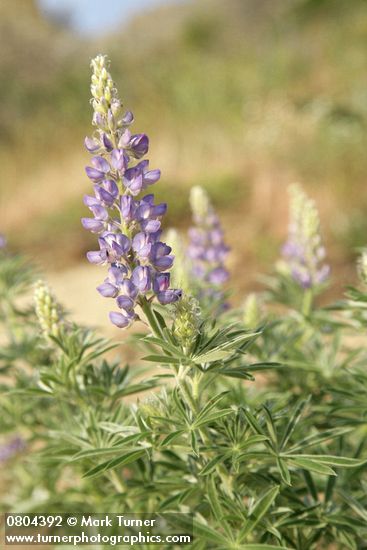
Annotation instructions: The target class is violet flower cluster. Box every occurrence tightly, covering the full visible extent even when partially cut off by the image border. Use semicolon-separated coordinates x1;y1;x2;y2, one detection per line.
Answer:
187;186;229;307
82;55;181;328
281;185;330;289
0;233;7;250
0;436;25;463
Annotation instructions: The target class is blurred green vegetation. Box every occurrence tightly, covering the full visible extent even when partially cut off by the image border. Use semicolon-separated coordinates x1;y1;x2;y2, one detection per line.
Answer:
2;0;367;293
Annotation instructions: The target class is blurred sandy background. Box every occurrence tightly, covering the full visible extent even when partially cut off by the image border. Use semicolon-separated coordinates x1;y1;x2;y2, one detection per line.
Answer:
1;0;367;332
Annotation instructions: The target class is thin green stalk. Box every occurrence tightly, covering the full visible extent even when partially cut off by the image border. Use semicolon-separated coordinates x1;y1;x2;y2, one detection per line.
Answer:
302;289;313;317
139;297;164;338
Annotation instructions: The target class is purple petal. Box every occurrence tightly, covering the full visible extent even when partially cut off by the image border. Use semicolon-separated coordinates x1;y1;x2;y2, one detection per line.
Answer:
144;169;161;186
81;218;104;233
84;136;100;152
151;203;167;217
111;149;128;171
122;111;134;125
86;250;106;264
118;129;131;148
157;290;182;305
94;185;116;207
116;295;135;310
90;205;108;220
86;166;105;182
102;133;114;152
131;266;151;292
97;282;119;298
153;273;170;293
102;179;119;198
91;156;110;173
141;219;161;233
129;134;149;159
121;279;139;299
109;311;134;329
84;195;100;207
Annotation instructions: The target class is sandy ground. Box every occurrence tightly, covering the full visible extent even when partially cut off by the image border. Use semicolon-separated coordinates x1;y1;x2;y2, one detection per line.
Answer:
47;263;121;337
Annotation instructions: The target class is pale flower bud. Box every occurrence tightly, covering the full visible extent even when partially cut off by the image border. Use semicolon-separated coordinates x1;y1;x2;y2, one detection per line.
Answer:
34;280;63;340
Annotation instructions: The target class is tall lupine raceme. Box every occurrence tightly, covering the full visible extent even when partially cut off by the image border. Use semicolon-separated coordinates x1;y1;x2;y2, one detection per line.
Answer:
82;55;181;329
188;186;230;310
281;184;330;290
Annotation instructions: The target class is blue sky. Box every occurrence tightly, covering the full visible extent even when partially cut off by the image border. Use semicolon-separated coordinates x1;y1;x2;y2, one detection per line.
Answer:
37;0;183;35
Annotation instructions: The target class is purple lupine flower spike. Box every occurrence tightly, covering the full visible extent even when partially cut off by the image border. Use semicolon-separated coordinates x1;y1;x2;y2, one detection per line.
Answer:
187;186;230;311
0;234;7;250
82;55;181;328
0;436;25;463
281;185;330;289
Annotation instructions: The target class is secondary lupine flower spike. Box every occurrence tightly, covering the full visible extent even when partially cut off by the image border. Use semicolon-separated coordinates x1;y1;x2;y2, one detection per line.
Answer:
34;280;63;339
0;234;7;250
0;436;25;463
187;186;229;309
281;185;330;289
82;55;181;328
243;293;263;329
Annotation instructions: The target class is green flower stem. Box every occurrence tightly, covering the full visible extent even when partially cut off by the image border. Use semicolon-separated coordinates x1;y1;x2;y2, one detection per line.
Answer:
139;297;164;338
177;364;234;497
302;288;313;317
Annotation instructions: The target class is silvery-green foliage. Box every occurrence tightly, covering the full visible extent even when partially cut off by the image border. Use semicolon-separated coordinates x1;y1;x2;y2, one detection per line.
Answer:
2;60;367;550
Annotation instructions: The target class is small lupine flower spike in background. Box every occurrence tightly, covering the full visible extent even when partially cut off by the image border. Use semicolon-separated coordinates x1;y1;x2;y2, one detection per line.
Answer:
82;55;181;329
243;292;263;329
188;186;230;312
281;184;330;290
358;249;367;285
0;436;25;463
0;233;7;250
34;280;63;340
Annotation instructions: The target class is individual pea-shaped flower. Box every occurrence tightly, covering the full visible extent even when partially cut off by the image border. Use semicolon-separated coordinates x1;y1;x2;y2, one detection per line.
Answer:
82;55;181;329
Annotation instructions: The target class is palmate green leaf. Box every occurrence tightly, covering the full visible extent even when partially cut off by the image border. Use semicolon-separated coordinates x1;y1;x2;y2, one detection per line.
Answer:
244;362;283;372
194;349;229;363
159;430;186;447
142;354;181;365
83;449;146;479
192;518;230;545
194;392;229;424
243;409;275;451
287;427;353;453
70;433;150;461
239;486;280;540
288;454;366;468
280;396;310;450
339;490;367;522
287;458;336;476
206;477;224;522
141;335;185;359
276;457;291;486
262;406;278;448
193;409;233;429
216;367;255;380
200;454;229;476
237;435;269;452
